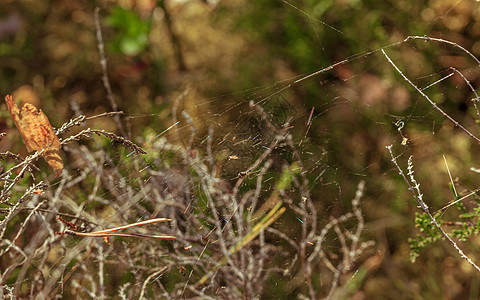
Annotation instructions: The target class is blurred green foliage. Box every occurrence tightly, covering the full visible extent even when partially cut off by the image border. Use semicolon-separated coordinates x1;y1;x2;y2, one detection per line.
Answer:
104;7;151;56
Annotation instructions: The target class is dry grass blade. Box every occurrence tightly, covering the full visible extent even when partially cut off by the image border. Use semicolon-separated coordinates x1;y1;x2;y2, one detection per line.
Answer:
56;217;175;241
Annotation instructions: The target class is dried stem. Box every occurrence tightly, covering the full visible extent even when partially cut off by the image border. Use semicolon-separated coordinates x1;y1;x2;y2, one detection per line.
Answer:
382;49;480;143
386;145;480;273
94;7;125;136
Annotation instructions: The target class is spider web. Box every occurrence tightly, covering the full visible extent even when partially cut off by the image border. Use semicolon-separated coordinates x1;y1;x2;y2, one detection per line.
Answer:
64;5;480;298
87;38;480;298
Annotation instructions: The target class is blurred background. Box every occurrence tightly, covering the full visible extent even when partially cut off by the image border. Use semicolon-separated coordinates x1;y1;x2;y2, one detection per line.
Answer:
2;0;480;298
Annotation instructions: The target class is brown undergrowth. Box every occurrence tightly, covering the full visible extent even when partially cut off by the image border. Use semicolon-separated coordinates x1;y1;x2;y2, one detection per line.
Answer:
0;95;373;299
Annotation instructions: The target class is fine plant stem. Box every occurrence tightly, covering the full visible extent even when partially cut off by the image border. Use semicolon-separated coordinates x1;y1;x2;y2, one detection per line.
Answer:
448;67;480;119
404;35;480;65
382;49;480;144
386;145;480;273
196;202;286;286
94;7;125;136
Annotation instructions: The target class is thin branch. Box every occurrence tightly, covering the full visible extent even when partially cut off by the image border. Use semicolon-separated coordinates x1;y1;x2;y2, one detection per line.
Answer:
448;67;480;119
138;267;169;300
94;7;125;136
405;35;480;66
382;49;480;143
386;145;480;273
